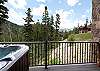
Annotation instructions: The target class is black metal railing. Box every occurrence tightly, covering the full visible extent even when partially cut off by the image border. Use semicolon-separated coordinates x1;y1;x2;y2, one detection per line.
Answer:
47;41;98;65
0;41;99;67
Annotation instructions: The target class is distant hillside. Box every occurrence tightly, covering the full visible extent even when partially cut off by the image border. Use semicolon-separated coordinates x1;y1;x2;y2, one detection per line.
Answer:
68;32;93;41
0;20;24;42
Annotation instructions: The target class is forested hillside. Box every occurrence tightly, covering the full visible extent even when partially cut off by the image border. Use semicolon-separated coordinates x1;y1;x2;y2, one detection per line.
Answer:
0;20;24;42
0;6;62;42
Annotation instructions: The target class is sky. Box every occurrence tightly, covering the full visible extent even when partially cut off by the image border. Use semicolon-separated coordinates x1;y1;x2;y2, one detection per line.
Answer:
5;0;92;29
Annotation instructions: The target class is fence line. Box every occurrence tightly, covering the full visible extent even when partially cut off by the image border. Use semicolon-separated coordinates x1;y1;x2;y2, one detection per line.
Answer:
0;41;98;67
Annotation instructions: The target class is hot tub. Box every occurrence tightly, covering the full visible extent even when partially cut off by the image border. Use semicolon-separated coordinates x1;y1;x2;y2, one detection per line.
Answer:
0;44;29;71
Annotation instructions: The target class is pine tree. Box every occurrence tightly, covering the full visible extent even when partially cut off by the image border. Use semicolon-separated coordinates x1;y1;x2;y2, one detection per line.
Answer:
42;6;50;41
23;8;34;42
49;15;55;41
42;6;50;25
50;15;54;26
0;0;8;20
55;13;60;40
34;20;40;41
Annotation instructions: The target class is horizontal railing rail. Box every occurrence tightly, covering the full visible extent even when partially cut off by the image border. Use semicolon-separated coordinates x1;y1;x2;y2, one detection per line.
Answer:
0;41;45;44
0;41;99;43
0;41;99;67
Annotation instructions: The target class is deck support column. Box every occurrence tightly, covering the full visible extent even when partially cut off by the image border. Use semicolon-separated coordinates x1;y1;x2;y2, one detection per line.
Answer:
97;43;100;67
92;0;100;67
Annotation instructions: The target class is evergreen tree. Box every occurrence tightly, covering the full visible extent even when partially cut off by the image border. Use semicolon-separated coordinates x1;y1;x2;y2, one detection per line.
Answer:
49;15;55;41
42;6;50;41
0;0;8;20
34;20;40;41
42;6;50;25
0;0;8;41
55;13;60;40
72;27;79;34
50;15;54;26
23;8;34;42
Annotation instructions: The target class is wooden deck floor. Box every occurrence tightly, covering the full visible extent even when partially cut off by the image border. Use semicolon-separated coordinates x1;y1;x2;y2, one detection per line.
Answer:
29;63;100;71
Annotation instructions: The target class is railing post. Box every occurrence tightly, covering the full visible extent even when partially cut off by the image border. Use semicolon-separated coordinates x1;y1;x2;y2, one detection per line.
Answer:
45;40;48;69
97;42;100;67
26;51;29;71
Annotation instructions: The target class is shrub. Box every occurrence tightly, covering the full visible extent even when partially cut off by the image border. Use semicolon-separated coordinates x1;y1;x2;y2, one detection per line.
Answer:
68;34;75;41
49;58;60;64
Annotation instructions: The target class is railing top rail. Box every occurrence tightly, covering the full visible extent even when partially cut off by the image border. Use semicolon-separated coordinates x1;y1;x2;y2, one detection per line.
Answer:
0;41;45;44
0;41;99;44
48;41;99;43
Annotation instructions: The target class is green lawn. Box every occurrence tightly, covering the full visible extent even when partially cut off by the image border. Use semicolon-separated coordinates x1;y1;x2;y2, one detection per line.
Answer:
68;32;93;41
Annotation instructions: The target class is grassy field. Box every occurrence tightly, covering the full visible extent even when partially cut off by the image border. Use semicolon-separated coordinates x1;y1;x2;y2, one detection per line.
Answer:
68;32;93;41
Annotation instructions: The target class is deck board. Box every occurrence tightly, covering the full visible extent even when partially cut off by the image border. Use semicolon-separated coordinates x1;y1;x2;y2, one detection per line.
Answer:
29;64;100;71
